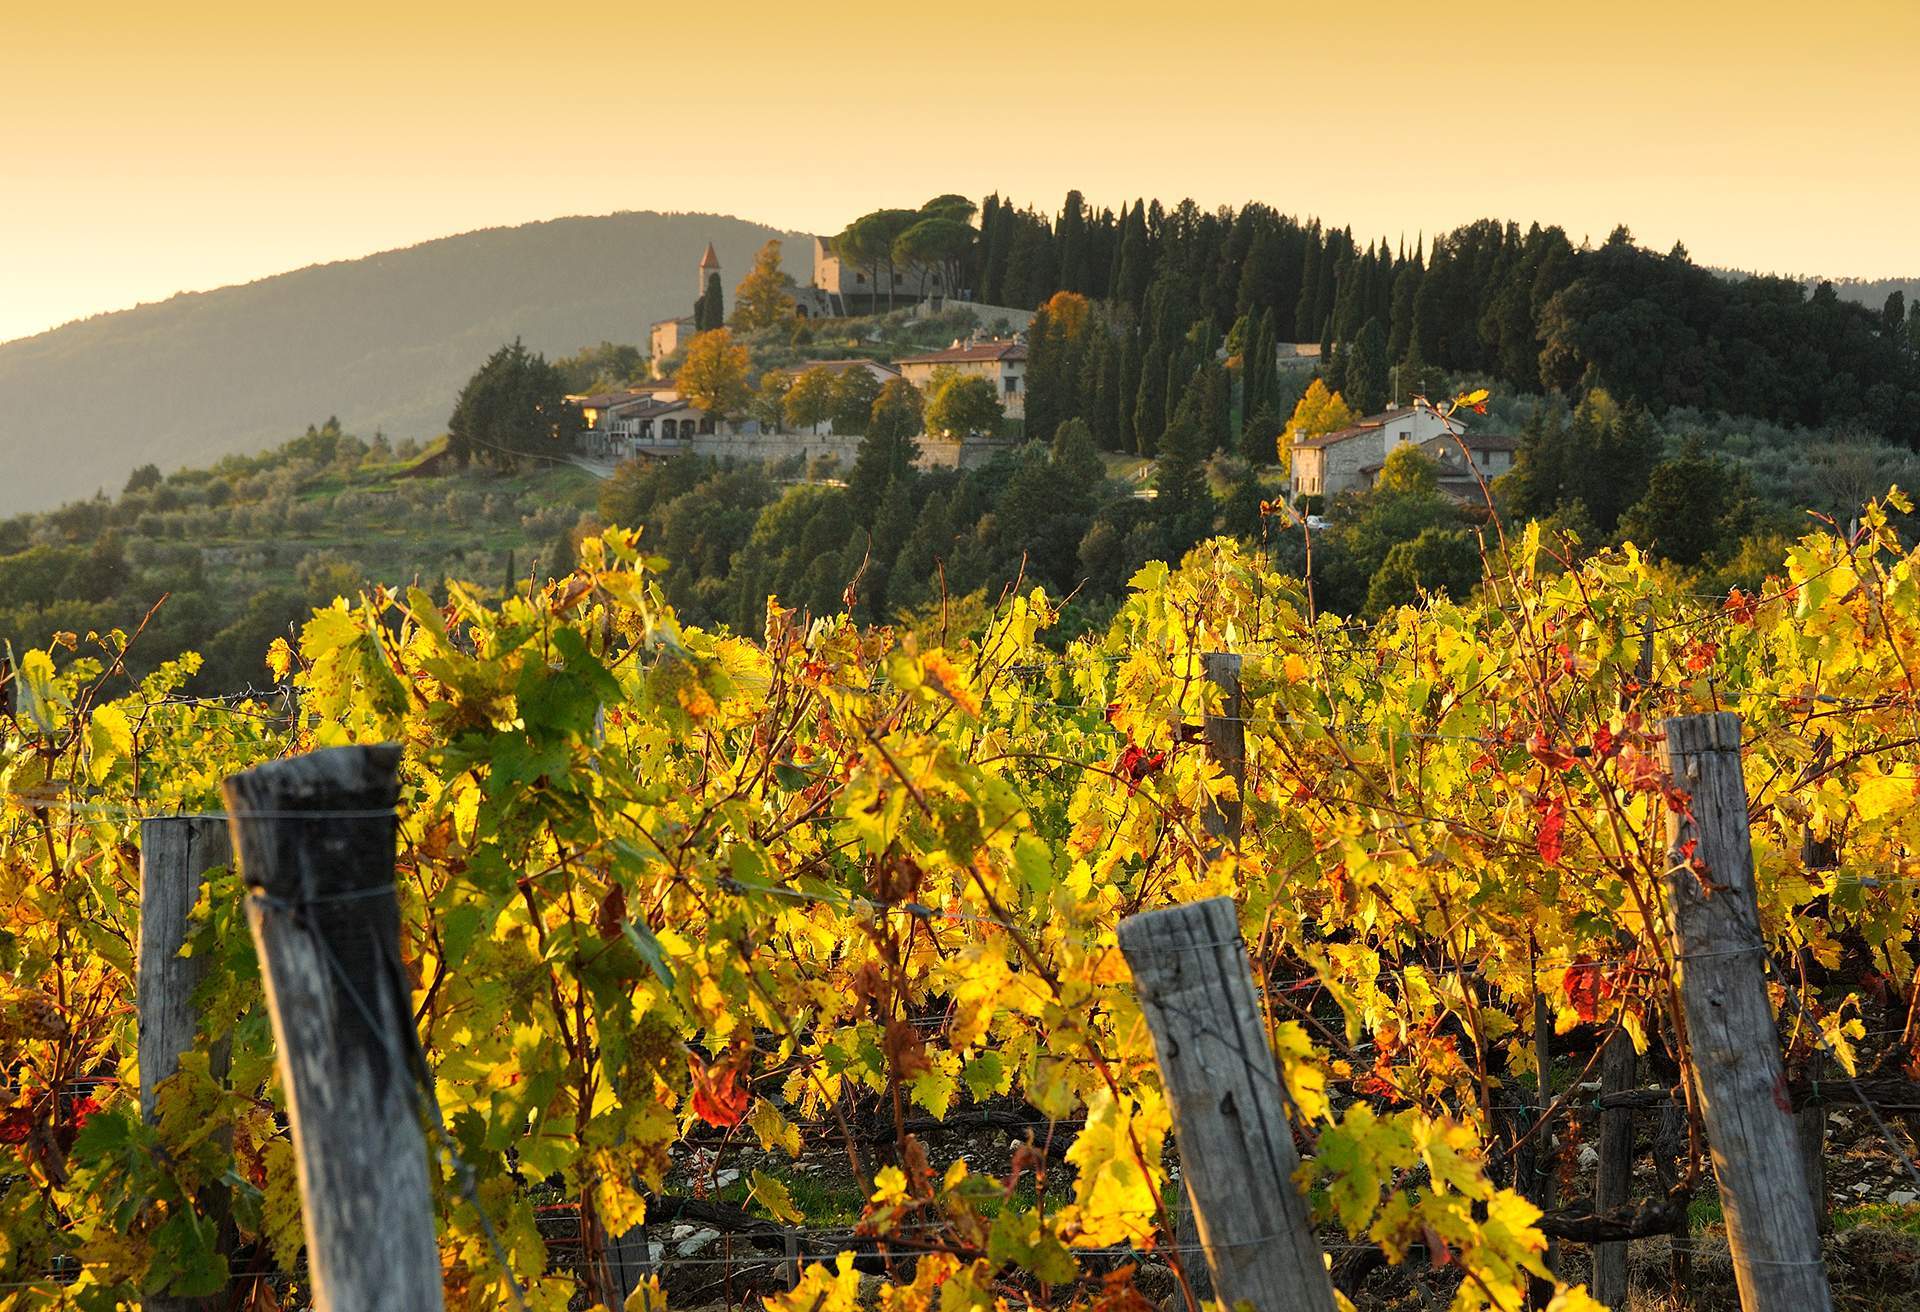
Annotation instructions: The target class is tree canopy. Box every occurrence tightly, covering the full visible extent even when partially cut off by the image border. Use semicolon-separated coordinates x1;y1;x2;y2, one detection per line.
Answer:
1277;379;1356;470
923;370;1004;439
447;339;575;469
674;329;752;417
732;240;797;332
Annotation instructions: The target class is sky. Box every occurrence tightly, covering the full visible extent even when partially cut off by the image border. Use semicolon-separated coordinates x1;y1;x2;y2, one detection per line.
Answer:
3;0;1917;344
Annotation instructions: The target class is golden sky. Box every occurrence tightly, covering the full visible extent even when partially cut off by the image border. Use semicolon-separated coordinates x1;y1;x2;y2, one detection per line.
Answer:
3;0;1916;343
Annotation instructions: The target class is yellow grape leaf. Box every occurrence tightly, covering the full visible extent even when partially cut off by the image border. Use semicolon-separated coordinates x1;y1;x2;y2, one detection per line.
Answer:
871;1166;909;1206
1410;1115;1488;1199
749;1169;805;1225
622;1276;665;1312
764;1253;862;1312
260;1139;306;1271
1063;1087;1168;1245
14;648;60;733
1818;1010;1867;1077
85;703;133;783
747;1099;802;1158
1853;772;1913;823
1544;1286;1610;1312
1272;1021;1331;1124
266;636;295;682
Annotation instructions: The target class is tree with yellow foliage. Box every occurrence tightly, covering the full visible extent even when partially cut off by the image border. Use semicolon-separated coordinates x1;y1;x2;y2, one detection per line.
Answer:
732;240;797;331
675;329;751;417
1277;378;1355;471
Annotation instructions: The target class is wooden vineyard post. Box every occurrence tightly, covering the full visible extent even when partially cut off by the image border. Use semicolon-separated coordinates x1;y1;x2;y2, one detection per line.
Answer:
225;746;445;1312
1182;651;1248;1299
1662;712;1831;1312
137;815;235;1312
1528;992;1557;1308
1117;897;1337;1312
600;1208;654;1309
1589;1029;1637;1308
1201;652;1246;847
138;816;233;1120
1588;611;1648;1308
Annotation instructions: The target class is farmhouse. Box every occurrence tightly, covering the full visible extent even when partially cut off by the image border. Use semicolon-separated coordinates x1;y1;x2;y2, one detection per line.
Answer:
1289;406;1465;502
1418;431;1516;494
575;387;724;459
892;339;1027;419
811;237;944;316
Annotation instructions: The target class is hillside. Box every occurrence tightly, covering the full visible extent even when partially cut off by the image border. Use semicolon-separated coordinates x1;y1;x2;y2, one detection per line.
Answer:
0;420;603;692
0;211;805;514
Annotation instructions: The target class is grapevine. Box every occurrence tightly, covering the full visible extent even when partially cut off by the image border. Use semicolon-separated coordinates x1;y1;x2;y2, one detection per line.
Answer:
2;471;1919;1312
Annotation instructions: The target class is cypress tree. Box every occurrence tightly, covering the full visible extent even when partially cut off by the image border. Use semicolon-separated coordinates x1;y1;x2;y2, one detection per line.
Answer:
1342;318;1390;417
1293;237;1318;343
1258;308;1281;412
1116;201;1151;310
1163;349;1184;442
1134;334;1167;456
1090;329;1120;449
1154;408;1213;557
694;272;724;332
1119;330;1144;453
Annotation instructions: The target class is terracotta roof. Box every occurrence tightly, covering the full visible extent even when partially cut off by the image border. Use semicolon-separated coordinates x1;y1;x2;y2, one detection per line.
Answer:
570;389;644;410
781;358;901;379
893;340;1027;366
569;384;677;409
1290;424;1377;451
699;242;721;269
608;396;697;420
1292;407;1475;451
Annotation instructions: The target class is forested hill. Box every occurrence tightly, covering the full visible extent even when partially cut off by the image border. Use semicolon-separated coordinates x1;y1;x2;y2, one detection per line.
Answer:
0;212;803;514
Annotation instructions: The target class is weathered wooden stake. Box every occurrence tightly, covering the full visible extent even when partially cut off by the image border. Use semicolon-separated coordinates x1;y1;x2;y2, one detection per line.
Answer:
1588;616;1646;1308
1172;1180;1213;1303
1795;1091;1831;1237
1201;653;1246;847
1662;712;1831;1312
138;815;235;1312
1182;657;1243;1305
598;1214;653;1308
1590;1029;1638;1308
1796;771;1838;1238
1651;1100;1692;1305
1118;897;1336;1312
226;745;445;1312
1528;992;1558;1309
138;816;233;1119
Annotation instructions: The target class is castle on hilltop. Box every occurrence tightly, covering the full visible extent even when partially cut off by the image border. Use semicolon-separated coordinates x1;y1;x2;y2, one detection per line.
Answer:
649;236;968;363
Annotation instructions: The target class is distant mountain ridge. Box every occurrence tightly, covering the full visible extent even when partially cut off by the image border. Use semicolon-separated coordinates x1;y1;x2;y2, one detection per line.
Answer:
1813;275;1920;310
1;211;807;514
1716;268;1920;310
